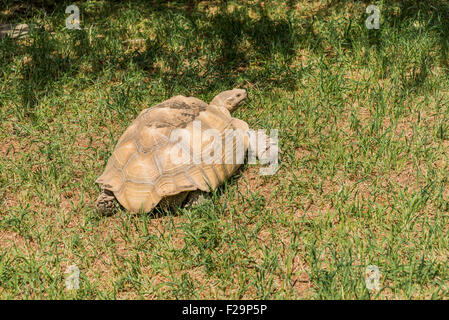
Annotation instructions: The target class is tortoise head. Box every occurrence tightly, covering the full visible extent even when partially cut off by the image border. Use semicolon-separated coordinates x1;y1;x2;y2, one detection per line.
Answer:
210;89;247;113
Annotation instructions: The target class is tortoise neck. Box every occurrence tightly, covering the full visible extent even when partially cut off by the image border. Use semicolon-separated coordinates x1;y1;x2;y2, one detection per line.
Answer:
210;102;232;117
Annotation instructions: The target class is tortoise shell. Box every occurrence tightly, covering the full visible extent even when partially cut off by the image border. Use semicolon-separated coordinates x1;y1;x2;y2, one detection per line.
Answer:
95;95;248;213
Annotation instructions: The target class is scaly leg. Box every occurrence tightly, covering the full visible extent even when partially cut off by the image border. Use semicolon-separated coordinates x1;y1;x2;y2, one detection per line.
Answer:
158;191;190;212
96;189;118;216
231;118;280;175
184;190;209;208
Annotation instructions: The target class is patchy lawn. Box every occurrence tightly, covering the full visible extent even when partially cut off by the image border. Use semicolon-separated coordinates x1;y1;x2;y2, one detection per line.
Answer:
1;0;449;299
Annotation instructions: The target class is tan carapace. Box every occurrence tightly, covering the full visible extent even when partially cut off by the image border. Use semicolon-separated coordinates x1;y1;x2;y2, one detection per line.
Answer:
95;89;268;215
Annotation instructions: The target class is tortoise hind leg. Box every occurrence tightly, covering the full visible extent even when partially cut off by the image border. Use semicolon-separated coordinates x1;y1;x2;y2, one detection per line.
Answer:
96;189;118;216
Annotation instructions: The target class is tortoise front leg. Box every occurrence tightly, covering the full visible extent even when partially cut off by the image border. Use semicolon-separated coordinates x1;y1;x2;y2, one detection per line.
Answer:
248;129;280;175
158;191;190;213
184;190;208;208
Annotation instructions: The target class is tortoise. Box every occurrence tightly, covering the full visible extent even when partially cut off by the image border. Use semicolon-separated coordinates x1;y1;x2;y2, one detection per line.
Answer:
95;88;276;215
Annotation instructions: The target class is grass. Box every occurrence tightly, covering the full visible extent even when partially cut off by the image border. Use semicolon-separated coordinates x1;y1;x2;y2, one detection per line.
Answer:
1;0;449;299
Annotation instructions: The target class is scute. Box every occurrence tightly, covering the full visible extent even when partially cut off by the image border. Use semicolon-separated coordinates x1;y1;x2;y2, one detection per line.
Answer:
172;172;197;190
116;181;160;213
113;139;137;167
201;165;220;190
95;158;124;192
185;166;211;191
116;121;139;146
137;126;171;152
123;152;160;183
155;176;178;196
140;96;209;129
155;140;192;174
213;162;228;183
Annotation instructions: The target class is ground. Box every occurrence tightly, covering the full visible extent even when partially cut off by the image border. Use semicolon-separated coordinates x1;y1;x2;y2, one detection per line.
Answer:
1;0;449;299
